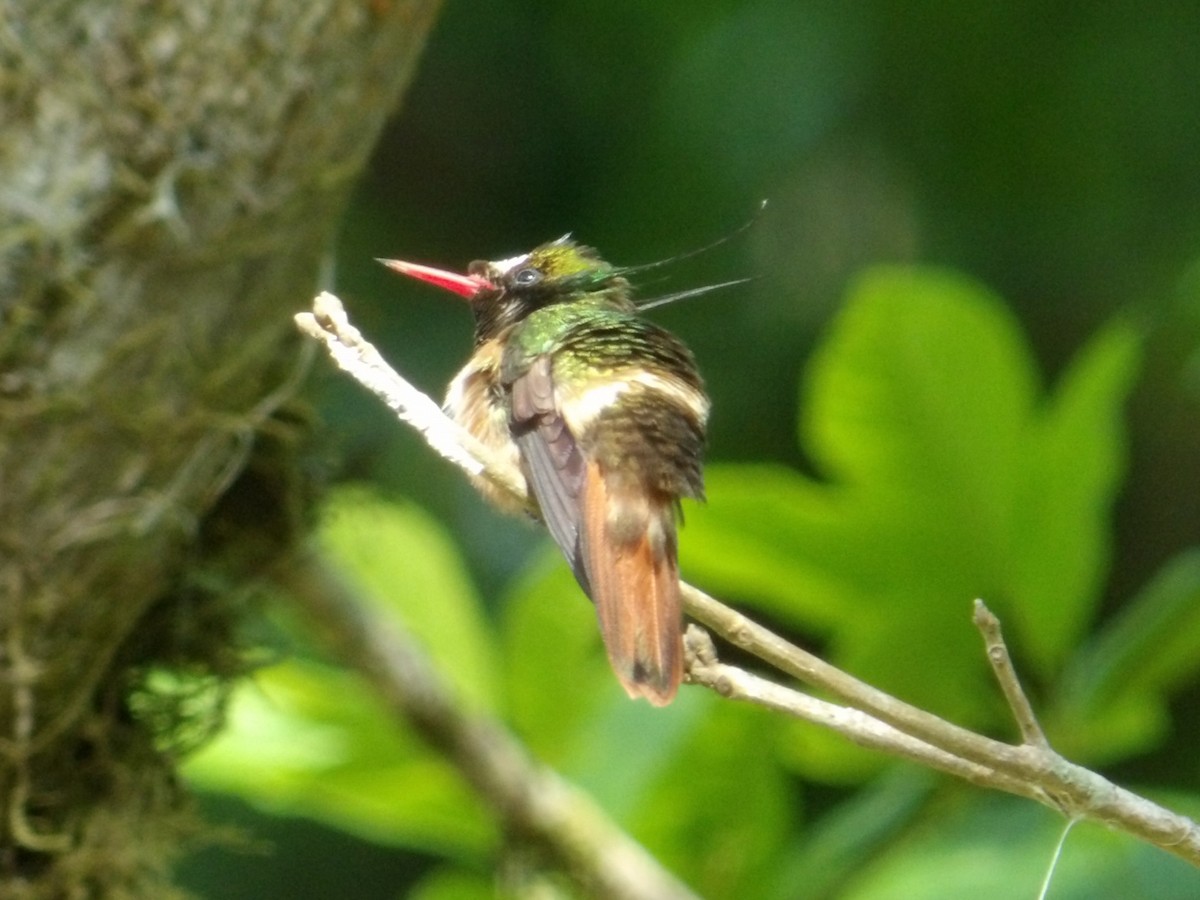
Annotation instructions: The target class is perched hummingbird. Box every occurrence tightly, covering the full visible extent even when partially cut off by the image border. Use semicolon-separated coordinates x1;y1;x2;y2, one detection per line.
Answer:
381;237;709;705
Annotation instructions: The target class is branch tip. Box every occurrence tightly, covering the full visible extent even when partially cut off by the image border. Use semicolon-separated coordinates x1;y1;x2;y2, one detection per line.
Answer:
972;598;1049;749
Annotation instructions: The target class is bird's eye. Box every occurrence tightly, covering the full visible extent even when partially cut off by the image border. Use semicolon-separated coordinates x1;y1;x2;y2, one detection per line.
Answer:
513;267;543;287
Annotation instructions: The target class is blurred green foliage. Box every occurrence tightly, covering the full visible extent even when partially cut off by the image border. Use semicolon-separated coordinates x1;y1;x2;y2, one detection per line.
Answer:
683;268;1145;774
183;0;1200;896
186;269;1200;897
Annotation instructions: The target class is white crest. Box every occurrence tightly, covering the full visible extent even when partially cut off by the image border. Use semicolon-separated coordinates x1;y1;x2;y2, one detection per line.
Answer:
488;252;531;277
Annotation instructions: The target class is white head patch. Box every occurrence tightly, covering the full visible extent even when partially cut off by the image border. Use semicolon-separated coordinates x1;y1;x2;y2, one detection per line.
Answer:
488;253;530;277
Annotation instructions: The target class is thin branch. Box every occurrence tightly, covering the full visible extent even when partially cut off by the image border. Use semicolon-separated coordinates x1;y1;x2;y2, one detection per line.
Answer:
296;293;527;502
973;599;1049;749
683;627;1038;800
295;291;1200;869
276;555;699;900
680;581;1200;866
679;582;1022;772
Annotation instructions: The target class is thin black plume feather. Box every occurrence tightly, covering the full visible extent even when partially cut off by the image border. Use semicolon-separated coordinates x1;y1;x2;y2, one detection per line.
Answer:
618;199;767;277
636;276;757;311
621;200;765;311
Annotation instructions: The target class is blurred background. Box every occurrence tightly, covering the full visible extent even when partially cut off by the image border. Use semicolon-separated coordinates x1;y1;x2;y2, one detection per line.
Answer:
180;0;1200;896
335;0;1199;607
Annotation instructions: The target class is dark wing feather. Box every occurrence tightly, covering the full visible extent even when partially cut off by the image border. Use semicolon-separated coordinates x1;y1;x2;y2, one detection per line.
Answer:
508;355;589;589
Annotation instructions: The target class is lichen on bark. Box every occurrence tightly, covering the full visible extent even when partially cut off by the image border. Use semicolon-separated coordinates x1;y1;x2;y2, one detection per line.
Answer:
0;1;440;894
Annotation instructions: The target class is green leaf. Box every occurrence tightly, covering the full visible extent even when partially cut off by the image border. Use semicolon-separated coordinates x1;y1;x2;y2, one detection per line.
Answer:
1053;549;1200;761
1008;320;1140;667
635;701;797;899
682;267;1139;737
500;549;716;811
839;793;1200;900
410;867;497;900
805;268;1038;520
319;487;499;712
183;659;495;857
500;550;620;753
678;464;860;629
766;766;936;900
561;685;712;823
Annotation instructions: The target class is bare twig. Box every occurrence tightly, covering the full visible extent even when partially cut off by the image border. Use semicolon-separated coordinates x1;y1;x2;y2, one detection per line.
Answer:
679;582;1014;770
973;599;1049;749
683;626;1036;798
680;584;1200;866
296;293;527;502
295;291;1200;869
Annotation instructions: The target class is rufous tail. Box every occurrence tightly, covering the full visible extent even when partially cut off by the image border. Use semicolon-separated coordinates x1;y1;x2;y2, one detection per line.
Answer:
580;461;683;705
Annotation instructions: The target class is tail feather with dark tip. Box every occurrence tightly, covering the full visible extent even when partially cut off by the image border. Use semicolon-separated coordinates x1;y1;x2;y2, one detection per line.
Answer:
581;461;682;705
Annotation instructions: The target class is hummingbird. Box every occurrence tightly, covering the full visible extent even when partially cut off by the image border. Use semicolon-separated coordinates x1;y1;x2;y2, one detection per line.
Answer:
380;236;709;705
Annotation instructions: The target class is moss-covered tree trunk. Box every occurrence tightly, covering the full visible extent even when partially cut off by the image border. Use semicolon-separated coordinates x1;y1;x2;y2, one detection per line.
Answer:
0;2;439;894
